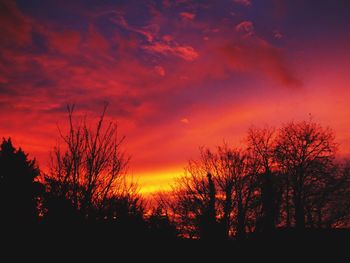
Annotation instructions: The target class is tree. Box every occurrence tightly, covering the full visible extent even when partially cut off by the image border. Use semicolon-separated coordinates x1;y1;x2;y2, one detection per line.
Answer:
275;120;337;229
169;146;258;240
0;138;44;225
100;185;147;238
170;149;221;240
45;104;130;221
247;127;278;232
157;119;350;241
101;181;145;222
148;204;178;240
216;146;258;240
307;161;350;228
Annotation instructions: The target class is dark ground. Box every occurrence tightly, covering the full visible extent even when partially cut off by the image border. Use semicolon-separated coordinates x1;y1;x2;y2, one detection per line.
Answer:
3;226;349;261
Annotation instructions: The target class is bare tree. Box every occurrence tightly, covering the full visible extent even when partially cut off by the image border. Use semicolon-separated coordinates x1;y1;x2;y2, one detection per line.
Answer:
155;119;350;240
275;120;337;229
169;148;220;239
216;146;258;240
169;146;258;240
309;161;350;228
247;126;278;232
46;104;130;219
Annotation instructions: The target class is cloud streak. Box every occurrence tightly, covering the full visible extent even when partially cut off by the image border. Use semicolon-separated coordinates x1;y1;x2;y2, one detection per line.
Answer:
221;37;302;86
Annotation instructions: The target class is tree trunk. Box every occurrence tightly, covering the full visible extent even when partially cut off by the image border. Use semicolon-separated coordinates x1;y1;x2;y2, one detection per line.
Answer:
261;171;275;232
294;193;305;229
223;189;232;239
286;178;291;227
236;200;246;240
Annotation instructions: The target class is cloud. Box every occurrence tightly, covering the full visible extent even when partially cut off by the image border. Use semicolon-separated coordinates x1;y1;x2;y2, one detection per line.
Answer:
154;65;166;76
273;30;283;39
143;41;199;61
174;45;199;61
180;12;196;21
110;13;198;61
221;37;302;86
233;0;252;6
235;20;255;36
87;24;109;51
0;0;33;46
49;30;81;54
180;118;189;124
110;13;159;42
162;35;173;42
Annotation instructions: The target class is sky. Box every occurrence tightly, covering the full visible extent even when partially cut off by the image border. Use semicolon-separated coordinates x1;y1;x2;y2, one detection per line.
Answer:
1;0;350;194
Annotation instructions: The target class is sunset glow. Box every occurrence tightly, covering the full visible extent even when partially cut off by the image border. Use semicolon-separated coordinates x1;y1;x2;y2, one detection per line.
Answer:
1;0;350;194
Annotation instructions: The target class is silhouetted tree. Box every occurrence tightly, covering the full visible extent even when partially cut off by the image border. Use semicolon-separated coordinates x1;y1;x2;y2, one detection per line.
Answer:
44;104;130;221
101;181;145;222
247;127;278;233
307;161;350;228
0;138;44;225
170;150;222;240
157;119;350;242
169;147;258;240
198;172;218;240
216;146;258;240
275;120;337;229
101;191;147;238
43;176;83;223
148;205;178;239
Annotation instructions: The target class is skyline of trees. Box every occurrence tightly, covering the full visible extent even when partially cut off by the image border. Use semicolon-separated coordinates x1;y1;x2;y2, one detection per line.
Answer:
0;105;349;241
159;120;350;239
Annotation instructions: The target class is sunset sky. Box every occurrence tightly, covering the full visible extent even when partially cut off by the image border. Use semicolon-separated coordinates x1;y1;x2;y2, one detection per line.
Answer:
1;0;350;194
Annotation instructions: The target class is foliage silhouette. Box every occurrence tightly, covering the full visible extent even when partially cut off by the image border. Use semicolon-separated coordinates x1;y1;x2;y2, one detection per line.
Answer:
0;138;44;226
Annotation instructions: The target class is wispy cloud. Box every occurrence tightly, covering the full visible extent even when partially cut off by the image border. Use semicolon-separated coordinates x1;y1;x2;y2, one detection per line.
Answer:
0;0;33;46
221;37;302;86
233;0;252;6
235;20;255;36
143;42;199;61
180;12;196;21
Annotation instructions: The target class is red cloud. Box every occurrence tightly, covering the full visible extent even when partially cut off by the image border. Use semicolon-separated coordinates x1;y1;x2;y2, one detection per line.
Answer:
273;30;283;39
180;12;196;21
110;13;159;42
235;20;255;36
49;30;81;54
233;0;252;6
221;37;301;86
87;24;109;51
143;41;199;61
154;65;166;76
0;0;32;46
110;12;199;61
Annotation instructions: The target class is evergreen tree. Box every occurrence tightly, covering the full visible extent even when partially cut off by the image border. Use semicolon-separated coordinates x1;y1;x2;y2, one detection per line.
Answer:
0;138;43;225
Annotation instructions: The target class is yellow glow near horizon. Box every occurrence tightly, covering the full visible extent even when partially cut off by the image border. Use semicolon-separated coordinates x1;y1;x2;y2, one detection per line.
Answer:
130;168;184;195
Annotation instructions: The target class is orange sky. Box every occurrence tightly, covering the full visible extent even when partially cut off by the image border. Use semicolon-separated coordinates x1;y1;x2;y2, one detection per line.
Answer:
1;0;350;194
